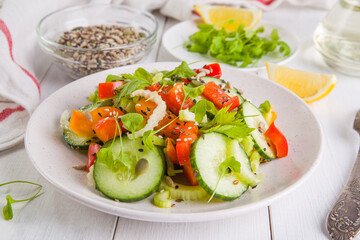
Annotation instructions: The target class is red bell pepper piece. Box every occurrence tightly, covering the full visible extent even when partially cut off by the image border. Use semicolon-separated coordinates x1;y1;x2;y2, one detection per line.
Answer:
90;107;124;124
202;81;239;111
98;81;124;99
164;83;194;115
183;163;198;186
86;143;101;172
92;117;122;144
69;110;95;138
176;122;198;166
264;122;288;158
166;138;179;164
195;63;222;78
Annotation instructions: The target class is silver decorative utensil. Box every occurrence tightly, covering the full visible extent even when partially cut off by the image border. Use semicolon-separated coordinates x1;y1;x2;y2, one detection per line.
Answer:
327;110;360;240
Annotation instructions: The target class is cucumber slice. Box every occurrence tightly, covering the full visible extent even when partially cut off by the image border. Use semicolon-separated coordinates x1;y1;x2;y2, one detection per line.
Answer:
241;101;276;160
226;140;262;187
93;136;164;202
198;76;245;104
190;132;249;201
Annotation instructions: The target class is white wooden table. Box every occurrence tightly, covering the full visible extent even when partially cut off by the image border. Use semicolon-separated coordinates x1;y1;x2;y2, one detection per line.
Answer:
1;4;360;240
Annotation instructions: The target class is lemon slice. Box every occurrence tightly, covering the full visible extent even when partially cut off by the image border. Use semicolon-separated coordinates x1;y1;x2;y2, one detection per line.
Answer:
194;5;262;32
265;62;337;103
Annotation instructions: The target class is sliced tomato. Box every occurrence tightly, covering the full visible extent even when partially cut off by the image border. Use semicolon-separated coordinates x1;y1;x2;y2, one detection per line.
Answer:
98;81;124;99
86;143;101;172
69;110;95;138
264;122;288;158
202;81;239;111
92;117;122;144
195;63;222;78
166;138;178;164
183;163;198;186
135;98;157;120
90;107;124;124
165;83;194;115
146;83;172;101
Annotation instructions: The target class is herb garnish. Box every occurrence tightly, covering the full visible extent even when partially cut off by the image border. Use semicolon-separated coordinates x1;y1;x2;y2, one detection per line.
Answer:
1;181;42;220
208;156;241;202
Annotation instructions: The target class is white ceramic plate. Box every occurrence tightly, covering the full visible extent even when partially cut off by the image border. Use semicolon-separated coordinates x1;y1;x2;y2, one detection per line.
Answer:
163;20;300;71
25;62;322;222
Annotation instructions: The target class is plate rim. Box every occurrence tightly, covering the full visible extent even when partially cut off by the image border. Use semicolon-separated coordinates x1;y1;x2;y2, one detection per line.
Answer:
25;61;323;222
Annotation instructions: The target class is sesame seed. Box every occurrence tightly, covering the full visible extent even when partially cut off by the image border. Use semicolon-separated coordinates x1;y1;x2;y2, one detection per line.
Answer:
173;126;180;130
267;142;270;147
171;131;177;135
180;129;184;133
202;135;205;140
186;132;190;136
141;140;144;145
92;129;96;134
175;122;181;126
168;116;172;119
91;153;96;156
98;112;102;117
138;149;144;152
175;185;179;189
171;204;175;207
233;180;239;185
104;109;110;111
146;107;151;111
141;110;147;116
175;199;184;203
193;170;198;177
184;138;188;142
263;148;266;151
193;99;197;103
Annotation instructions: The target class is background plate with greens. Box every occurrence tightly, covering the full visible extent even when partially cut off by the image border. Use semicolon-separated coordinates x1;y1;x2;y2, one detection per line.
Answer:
162;20;299;71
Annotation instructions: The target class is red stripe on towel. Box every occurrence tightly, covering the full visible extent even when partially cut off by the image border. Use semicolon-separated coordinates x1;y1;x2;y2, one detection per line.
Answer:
0;19;41;96
0;105;25;122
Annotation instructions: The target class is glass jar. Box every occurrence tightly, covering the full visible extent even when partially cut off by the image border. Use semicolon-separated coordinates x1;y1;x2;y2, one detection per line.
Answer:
313;0;360;76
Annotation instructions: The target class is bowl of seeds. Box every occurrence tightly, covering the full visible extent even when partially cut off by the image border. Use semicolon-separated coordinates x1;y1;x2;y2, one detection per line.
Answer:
37;4;158;79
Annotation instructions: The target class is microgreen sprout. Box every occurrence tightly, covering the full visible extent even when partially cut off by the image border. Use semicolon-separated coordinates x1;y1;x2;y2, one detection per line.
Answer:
208;156;241;202
0;181;42;220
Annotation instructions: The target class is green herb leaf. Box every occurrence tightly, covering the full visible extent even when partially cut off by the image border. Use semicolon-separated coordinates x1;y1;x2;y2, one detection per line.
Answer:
122;68;153;83
106;74;124;82
164;61;197;79
3;196;13;220
142;130;156;150
97;148;115;168
207;124;254;140
118;80;150;99
115;152;133;169
219;156;241;175
182;85;205;99
121;113;144;133
258;100;271;114
208;156;241;202
190;99;217;123
270;29;280;41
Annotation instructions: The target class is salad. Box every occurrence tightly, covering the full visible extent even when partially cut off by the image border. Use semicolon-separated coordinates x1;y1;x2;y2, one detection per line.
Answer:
60;62;288;208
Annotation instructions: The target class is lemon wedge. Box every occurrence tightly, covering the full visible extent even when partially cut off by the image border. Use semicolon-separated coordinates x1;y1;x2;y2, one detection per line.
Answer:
194;5;262;32
265;62;337;103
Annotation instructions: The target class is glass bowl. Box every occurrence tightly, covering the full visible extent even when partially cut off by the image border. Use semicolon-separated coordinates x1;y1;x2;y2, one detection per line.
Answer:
37;4;158;79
